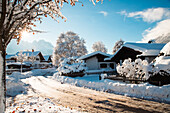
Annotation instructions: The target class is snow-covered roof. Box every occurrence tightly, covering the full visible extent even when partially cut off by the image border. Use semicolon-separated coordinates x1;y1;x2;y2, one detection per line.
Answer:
6;62;31;66
79;51;111;60
137;50;161;57
6;54;15;59
123;42;165;53
16;51;41;57
160;42;170;55
44;55;51;61
105;42;166;60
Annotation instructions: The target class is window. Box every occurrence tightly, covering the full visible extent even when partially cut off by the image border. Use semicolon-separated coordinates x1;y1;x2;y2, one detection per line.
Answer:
110;63;115;69
100;63;107;68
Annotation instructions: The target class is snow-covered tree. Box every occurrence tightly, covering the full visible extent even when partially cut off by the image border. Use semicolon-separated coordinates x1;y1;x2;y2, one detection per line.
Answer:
16;52;27;73
116;58;150;80
92;41;107;53
57;57;87;75
53;31;87;66
26;53;36;67
112;39;124;54
0;0;102;111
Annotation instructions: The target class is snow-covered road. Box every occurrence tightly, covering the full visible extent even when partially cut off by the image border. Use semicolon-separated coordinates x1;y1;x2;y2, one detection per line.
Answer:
23;76;170;113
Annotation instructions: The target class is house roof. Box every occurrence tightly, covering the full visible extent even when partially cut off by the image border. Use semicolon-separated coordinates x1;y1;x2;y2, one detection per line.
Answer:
79;51;111;60
6;54;15;59
16;51;41;57
105;42;166;61
160;42;170;55
44;55;51;61
6;62;31;66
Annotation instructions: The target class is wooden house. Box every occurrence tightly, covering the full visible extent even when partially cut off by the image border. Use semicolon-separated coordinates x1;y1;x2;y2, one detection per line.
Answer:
105;42;166;64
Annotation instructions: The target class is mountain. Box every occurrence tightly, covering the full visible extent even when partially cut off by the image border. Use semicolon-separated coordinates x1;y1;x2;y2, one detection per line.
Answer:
154;33;170;43
7;40;54;55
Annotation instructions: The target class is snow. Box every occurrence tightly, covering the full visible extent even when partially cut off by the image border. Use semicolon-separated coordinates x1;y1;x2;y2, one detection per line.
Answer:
52;73;170;103
57;57;87;75
44;55;51;61
16;51;41;57
79;51;111;60
6;96;79;113
53;31;87;66
86;69;114;74
153;56;170;73
6;68;81;113
0;52;5;113
138;50;161;56
7;62;31;66
5;65;170;112
6;68;56;97
123;42;165;53
92;41;108;53
116;58;150;79
106;42;165;60
160;42;170;55
6;54;15;59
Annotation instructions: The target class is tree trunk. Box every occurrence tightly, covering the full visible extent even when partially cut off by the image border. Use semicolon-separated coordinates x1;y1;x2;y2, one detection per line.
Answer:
0;47;6;113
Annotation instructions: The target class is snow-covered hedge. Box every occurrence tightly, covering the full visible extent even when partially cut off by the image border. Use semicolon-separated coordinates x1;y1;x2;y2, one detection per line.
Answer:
148;42;170;86
57;57;87;75
51;74;170;103
116;58;150;80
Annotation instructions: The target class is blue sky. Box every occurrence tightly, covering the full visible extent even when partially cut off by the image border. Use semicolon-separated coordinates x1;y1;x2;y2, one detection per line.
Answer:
18;0;170;54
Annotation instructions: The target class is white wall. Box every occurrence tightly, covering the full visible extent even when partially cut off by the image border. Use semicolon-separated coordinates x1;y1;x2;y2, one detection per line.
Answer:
86;56;99;70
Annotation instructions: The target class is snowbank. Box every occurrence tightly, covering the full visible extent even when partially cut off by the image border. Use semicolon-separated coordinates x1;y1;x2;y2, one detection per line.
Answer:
6;68;56;96
6;94;79;113
52;74;170;103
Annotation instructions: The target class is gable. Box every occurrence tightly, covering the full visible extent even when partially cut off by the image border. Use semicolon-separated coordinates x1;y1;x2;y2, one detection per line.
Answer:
79;51;110;60
108;47;142;63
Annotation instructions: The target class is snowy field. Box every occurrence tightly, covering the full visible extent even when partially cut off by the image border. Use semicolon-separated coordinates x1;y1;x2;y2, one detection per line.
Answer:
6;68;80;113
6;94;79;113
5;68;170;112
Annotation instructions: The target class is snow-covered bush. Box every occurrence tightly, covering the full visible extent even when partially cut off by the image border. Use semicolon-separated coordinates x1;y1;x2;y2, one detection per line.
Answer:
116;58;150;80
57;57;87;75
148;42;170;86
52;31;87;66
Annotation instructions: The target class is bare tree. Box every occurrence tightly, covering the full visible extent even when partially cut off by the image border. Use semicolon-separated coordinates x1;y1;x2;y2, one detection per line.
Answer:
92;41;107;53
112;39;124;54
0;0;101;111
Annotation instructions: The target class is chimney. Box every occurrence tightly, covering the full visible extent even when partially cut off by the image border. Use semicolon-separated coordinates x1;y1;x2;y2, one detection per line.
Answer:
32;49;34;52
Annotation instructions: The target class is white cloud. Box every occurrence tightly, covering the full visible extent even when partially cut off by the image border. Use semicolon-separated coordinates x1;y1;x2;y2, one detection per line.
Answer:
99;11;108;16
119;10;128;16
120;8;170;23
141;19;170;42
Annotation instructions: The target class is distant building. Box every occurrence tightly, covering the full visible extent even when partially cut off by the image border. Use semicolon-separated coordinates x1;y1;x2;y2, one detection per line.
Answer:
16;50;45;62
43;55;52;63
6;54;16;63
79;51;116;71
